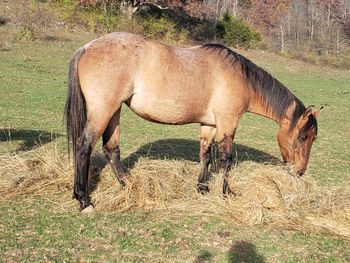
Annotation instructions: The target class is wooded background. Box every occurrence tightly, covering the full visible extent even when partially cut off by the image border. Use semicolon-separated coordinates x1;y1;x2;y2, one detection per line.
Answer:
2;0;350;67
77;0;350;54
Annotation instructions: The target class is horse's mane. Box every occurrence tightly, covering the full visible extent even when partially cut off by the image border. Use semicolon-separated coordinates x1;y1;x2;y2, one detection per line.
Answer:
201;43;306;129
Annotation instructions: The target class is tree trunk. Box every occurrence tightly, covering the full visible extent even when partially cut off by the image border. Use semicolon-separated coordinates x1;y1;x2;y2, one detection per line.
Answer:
127;3;134;20
336;27;340;56
280;24;285;52
288;11;291;39
326;2;331;55
120;0;140;21
232;0;238;17
214;0;220;41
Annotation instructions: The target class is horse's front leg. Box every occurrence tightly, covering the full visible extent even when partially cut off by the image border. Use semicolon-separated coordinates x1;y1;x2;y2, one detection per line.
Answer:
218;134;234;194
197;125;217;193
216;118;238;195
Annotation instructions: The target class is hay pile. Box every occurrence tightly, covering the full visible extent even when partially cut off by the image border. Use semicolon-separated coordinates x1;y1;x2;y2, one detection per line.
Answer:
1;144;350;239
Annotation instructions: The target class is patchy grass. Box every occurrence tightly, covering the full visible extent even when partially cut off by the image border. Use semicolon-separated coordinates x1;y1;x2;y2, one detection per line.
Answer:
1;22;350;261
1;198;350;262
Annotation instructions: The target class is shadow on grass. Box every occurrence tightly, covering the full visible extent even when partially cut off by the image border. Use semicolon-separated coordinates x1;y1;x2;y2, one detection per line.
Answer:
40;35;72;43
89;153;109;194
194;249;214;263
228;240;265;263
122;139;280;169
0;128;60;152
89;139;280;194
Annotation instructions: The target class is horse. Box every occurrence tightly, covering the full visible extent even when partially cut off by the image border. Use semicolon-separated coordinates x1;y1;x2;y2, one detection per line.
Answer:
64;32;321;212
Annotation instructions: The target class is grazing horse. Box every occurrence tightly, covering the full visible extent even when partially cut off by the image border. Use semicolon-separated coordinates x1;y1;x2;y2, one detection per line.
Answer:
65;32;321;211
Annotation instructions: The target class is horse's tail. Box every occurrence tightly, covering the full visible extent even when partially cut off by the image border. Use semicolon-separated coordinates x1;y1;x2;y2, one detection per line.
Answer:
64;47;86;161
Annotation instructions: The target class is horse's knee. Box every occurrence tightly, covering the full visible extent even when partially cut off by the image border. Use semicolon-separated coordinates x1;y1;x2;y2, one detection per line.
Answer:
218;135;233;171
77;125;99;154
103;144;121;158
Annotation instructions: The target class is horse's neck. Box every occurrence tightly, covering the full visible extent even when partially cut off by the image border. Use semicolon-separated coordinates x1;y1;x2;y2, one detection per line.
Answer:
248;95;294;126
248;96;281;124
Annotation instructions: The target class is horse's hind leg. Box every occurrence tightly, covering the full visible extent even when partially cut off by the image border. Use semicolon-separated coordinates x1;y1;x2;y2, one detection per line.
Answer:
74;123;101;211
197;125;216;193
102;108;126;186
74;109;116;211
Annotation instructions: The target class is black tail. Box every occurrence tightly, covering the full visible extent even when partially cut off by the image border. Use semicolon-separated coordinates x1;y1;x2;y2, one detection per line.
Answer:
64;48;86;163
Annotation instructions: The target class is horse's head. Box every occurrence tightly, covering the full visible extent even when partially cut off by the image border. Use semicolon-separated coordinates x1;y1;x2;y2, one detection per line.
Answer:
277;106;322;176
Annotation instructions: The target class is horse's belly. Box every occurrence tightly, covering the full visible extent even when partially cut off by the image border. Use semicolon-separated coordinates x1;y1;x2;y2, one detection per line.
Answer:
127;93;213;125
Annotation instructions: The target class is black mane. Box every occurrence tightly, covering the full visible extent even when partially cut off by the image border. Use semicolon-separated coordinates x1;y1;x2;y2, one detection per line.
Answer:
201;43;306;129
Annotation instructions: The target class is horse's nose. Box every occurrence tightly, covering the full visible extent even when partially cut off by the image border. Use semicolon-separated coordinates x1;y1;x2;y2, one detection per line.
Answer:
297;170;305;176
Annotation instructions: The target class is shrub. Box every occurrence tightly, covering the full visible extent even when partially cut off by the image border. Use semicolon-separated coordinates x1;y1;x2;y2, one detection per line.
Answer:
95;3;121;33
217;13;261;49
52;0;90;30
52;1;138;34
191;20;216;42
140;15;189;44
14;3;56;40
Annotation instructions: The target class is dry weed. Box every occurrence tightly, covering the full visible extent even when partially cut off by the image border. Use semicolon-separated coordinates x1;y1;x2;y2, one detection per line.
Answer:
1;143;349;239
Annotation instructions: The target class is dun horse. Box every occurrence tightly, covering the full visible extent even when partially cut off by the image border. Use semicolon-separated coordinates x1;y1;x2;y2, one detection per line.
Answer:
65;32;321;211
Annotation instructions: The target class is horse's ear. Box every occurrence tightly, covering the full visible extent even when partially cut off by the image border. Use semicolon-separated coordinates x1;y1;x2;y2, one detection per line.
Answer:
303;105;314;119
313;106;324;119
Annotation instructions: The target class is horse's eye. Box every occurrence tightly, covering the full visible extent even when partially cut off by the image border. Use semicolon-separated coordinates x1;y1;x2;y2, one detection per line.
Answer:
299;134;308;142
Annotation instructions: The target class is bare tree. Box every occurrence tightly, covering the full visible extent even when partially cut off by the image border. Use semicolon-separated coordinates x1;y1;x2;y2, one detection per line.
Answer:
307;0;317;40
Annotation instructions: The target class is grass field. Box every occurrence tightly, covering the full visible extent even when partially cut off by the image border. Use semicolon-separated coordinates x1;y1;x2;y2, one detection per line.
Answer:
1;23;350;262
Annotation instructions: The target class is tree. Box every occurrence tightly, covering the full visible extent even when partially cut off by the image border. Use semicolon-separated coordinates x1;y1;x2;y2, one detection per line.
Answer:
217;12;261;48
82;0;215;20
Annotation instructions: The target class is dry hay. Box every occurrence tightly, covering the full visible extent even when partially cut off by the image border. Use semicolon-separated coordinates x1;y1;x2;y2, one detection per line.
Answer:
1;144;350;239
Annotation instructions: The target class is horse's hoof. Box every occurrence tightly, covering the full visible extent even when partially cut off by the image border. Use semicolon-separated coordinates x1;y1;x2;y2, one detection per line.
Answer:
119;178;126;188
81;205;95;214
223;187;235;198
197;184;209;194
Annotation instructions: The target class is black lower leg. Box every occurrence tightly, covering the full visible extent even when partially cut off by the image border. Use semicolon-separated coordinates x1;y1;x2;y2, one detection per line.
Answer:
103;145;126;186
73;133;93;210
197;145;212;193
219;135;233;195
222;152;233;194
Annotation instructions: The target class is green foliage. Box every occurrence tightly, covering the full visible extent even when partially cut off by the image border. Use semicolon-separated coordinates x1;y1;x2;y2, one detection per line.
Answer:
95;4;121;33
217;13;261;49
51;0;80;27
140;15;189;44
52;1;189;43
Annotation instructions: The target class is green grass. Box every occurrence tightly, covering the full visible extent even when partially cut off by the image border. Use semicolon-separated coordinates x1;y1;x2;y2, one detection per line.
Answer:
1;199;350;262
1;25;350;262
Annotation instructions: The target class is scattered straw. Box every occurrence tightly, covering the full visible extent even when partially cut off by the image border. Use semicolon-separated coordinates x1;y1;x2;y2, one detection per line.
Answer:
1;144;349;239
